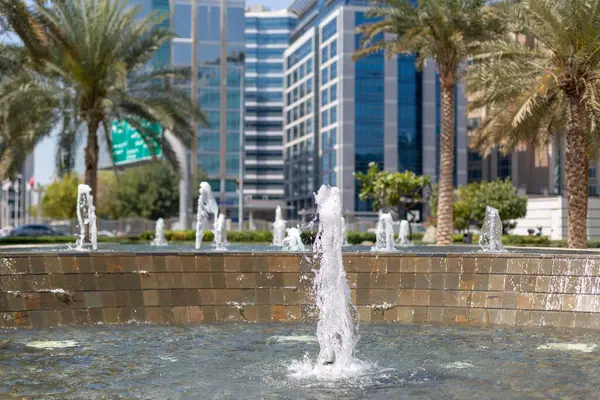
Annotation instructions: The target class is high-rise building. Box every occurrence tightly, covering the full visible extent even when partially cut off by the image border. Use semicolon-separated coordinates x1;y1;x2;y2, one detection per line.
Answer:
170;0;245;212
119;0;246;227
282;0;468;218
244;6;296;214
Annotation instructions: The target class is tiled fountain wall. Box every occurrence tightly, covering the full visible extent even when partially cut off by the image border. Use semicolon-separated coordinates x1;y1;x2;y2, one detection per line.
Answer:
2;252;600;329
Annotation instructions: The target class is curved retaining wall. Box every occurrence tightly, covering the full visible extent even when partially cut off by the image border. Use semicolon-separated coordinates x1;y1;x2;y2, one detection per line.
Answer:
2;252;600;329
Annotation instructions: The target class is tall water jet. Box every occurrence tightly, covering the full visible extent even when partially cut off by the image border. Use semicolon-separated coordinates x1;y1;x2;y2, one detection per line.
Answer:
151;218;168;246
373;212;395;251
311;185;358;368
272;206;286;246
396;220;413;247
479;206;505;252
75;184;97;251
196;182;218;250
213;213;227;250
341;216;349;246
282;226;305;251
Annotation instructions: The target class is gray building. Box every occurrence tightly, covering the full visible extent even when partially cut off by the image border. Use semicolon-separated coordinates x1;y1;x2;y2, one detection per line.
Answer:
282;0;468;219
243;6;296;221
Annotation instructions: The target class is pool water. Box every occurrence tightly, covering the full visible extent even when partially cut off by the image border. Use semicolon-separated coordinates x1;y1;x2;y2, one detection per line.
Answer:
2;323;600;399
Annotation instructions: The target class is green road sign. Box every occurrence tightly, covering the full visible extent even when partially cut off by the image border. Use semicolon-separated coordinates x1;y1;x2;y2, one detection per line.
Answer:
111;120;162;165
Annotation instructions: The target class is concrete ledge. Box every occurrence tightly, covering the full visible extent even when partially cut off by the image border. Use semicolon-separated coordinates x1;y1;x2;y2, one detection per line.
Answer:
2;252;600;329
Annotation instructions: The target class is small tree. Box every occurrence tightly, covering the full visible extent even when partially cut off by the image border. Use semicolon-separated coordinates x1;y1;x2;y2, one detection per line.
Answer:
41;174;80;220
356;162;431;222
113;162;180;221
471;179;528;233
430;179;527;234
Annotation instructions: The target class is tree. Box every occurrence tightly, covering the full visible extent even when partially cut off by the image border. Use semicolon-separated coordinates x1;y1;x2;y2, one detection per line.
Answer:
356;162;431;220
430;179;528;234
118;162;180;220
95;171;120;219
466;0;600;248
0;45;58;180
0;0;207;202
41;174;79;220
354;0;506;245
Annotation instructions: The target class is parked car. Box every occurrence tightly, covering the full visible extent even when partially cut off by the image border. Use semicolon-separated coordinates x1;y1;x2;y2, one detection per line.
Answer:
9;224;65;237
0;226;13;237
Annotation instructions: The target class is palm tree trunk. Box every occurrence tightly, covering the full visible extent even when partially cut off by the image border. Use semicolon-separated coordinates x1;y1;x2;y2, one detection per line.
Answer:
436;82;455;245
565;94;589;248
85;119;99;201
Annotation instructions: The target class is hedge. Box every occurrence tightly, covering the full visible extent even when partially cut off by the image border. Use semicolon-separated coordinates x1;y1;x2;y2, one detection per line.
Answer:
0;230;584;248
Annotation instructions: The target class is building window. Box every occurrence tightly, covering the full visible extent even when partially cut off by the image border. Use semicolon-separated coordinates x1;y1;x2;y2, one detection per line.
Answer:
498;155;512;179
322;68;328;85
322;110;329;126
299;65;305;79
330;106;337;123
322;90;328;106
330;83;337;102
174;4;192;38
322;17;337;42
322;47;329;64
307;78;312;93
330;128;337;146
322;131;329;151
300;84;305;98
307;99;312;113
300;103;305;117
293;70;298;83
307;119;313;133
330;39;337;58
306;58;312;74
330;61;337;79
287;92;291;106
590;185;597;196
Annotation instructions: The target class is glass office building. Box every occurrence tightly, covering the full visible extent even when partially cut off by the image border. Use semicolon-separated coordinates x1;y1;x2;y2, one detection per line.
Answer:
171;0;245;209
283;0;468;217
129;0;246;215
244;7;296;202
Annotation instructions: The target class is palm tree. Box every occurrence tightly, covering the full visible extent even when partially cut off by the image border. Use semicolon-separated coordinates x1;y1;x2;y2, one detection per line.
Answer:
0;0;206;199
0;44;58;179
354;0;505;245
466;0;600;248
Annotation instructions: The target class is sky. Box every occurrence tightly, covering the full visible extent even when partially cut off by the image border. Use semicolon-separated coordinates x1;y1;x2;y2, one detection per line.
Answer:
32;0;293;186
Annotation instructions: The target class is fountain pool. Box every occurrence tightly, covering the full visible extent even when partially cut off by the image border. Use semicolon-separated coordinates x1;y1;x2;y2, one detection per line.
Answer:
2;323;600;398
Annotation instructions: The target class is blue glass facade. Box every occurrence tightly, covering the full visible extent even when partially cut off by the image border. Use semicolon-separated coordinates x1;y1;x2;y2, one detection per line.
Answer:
245;10;296;201
282;0;468;216
354;12;384;211
168;0;246;198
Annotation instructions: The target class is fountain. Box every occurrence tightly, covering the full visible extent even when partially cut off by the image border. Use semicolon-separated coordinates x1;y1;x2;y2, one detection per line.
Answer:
396;220;413;247
213;213;227;250
151;218;168;246
75;184;97;251
272;205;286;246
195;182;218;250
479;206;505;252
282;227;305;251
341;216;349;246
289;185;365;378
373;211;395;251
